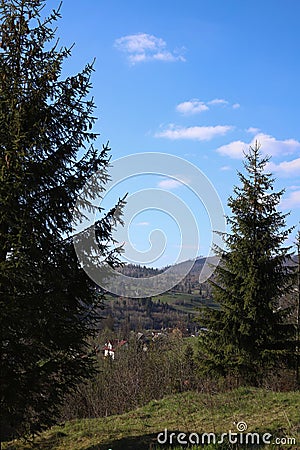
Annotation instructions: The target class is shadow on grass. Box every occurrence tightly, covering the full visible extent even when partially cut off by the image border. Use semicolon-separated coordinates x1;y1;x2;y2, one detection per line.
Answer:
84;433;249;450
3;430;274;450
3;431;161;450
85;431;161;450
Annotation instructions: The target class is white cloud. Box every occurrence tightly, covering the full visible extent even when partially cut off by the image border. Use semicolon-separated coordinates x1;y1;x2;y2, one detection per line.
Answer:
153;51;181;61
114;33;185;64
176;98;239;115
155;124;233;141
255;133;300;157
267;158;300;177
280;190;300;209
220;165;232;171
208;98;229;106
246;127;260;134
176;99;209;115
157;179;183;189
289;185;300;190
217;140;248;159
157;175;189;189
217;134;300;160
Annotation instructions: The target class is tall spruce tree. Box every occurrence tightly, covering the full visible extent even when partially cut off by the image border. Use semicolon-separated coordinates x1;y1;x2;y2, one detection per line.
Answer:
0;0;123;439
199;142;295;385
295;231;300;385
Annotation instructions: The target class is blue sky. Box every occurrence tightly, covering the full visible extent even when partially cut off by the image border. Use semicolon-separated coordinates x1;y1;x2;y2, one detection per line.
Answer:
56;0;300;267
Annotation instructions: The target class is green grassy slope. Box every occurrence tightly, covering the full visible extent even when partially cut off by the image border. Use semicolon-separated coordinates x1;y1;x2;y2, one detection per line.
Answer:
3;387;299;450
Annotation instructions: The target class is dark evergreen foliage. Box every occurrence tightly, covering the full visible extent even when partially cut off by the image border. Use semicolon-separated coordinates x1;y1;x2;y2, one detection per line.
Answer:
199;142;295;385
295;231;300;385
0;0;123;439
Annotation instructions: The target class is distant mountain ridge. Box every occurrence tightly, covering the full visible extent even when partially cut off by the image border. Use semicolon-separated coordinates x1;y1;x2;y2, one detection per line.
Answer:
118;253;297;284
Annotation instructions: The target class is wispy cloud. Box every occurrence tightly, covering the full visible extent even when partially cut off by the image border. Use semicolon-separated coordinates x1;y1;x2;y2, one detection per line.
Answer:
246;127;260;134
157;175;189;189
114;33;185;64
267;158;300;177
216;140;248;159
256;133;300;157
280;190;300;209
176;100;208;115
157;179;183;189
220;165;232;171
176;98;238;115
207;98;229;106
155;124;233;141
217;134;300;160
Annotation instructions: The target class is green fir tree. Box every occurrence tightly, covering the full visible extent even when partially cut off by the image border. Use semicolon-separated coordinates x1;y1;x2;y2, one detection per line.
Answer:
0;0;123;439
199;142;295;385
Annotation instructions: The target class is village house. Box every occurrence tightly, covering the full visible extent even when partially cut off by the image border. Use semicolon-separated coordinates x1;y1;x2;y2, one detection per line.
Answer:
102;339;127;360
